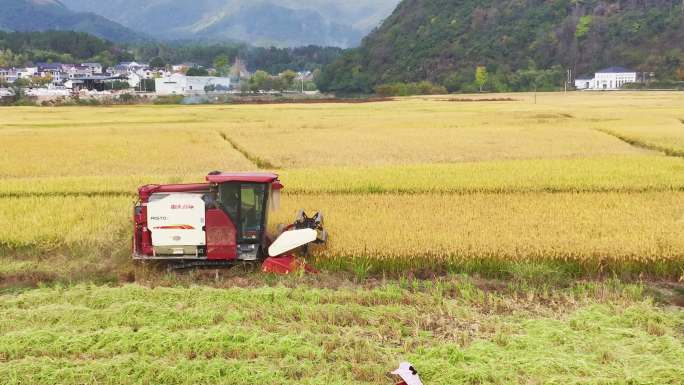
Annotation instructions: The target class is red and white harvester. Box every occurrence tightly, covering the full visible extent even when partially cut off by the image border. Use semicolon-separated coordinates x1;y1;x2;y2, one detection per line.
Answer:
133;172;326;273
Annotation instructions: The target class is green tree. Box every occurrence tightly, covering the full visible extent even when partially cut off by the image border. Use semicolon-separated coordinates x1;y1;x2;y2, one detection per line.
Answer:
89;50;115;70
149;57;165;69
31;75;53;87
575;16;593;39
475;66;488;92
280;69;297;89
213;55;230;76
0;49;16;67
271;76;286;92
13;78;31;88
249;70;270;92
186;67;209;76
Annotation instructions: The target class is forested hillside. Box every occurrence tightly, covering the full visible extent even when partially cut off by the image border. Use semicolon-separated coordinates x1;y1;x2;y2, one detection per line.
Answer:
0;0;142;43
317;0;684;93
0;31;342;75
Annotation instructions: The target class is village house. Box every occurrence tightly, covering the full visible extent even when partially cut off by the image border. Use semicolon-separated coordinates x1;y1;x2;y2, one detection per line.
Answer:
171;63;199;73
0;67;39;83
36;63;66;84
575;67;638;90
112;62;149;75
0;68;18;83
66;65;94;79
18;67;38;78
81;63;103;74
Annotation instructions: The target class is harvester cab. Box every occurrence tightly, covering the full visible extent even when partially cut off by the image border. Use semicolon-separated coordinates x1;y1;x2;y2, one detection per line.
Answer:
133;172;326;272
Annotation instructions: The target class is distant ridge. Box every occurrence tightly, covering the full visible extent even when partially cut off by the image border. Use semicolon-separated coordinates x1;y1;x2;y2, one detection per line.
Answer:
0;0;143;42
58;0;401;48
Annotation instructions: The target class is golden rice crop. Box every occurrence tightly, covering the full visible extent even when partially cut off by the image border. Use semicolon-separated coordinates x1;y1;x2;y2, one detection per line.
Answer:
279;156;684;194
1;92;683;278
0;127;252;178
4;91;683;173
213;91;684;168
0;196;130;251
0;196;131;281
217;102;650;168
4;191;682;276
593;123;684;157
0;155;682;197
273;192;684;267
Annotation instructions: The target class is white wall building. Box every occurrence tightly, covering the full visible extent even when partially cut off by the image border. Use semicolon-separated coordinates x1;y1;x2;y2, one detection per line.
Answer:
18;67;38;78
155;74;231;95
574;75;594;90
128;73;142;88
575;67;638;90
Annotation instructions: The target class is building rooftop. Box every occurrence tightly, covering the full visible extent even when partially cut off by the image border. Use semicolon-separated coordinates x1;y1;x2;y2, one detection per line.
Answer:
37;63;62;70
597;66;635;74
576;75;594;80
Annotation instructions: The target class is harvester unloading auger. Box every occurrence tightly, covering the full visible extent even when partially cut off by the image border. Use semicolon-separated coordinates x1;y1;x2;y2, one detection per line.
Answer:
132;172;327;273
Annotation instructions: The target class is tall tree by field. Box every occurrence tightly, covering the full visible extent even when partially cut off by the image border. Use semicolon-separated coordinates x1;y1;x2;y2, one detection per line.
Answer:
475;66;488;92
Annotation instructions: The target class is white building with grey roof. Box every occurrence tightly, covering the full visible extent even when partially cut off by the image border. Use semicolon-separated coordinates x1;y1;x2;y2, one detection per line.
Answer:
575;67;638;90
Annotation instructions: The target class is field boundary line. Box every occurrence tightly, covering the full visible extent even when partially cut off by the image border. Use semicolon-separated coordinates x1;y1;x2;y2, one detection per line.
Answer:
278;186;684;195
2;187;684;199
218;132;279;169
0;191;134;199
594;128;684;158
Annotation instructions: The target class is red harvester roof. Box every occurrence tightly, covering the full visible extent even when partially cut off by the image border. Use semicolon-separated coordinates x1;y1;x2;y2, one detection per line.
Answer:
206;172;279;184
138;183;212;201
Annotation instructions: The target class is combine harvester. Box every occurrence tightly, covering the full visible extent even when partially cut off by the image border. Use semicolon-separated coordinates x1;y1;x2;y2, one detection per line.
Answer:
133;172;326;273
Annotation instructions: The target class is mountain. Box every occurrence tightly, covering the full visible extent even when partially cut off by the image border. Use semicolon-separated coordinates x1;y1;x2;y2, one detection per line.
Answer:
58;0;400;47
188;3;363;47
317;0;684;93
0;0;142;42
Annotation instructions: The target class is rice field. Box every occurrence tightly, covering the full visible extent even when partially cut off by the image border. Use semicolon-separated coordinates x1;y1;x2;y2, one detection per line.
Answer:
1;92;683;385
1;92;684;281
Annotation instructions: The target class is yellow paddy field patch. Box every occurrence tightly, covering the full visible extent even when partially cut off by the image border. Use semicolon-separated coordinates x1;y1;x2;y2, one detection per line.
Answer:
1;92;683;278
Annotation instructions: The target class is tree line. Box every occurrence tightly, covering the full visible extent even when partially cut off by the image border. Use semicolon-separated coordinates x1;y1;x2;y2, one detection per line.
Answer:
0;31;343;78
